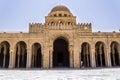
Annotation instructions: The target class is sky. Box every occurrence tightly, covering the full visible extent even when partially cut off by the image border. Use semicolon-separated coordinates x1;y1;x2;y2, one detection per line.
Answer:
0;0;120;32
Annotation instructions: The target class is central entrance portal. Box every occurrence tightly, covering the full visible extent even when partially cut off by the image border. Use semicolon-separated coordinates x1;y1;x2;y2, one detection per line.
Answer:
53;38;70;68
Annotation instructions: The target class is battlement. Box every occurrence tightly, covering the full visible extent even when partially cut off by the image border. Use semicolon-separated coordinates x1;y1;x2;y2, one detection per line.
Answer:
29;22;76;32
29;23;44;33
76;23;92;32
29;22;92;33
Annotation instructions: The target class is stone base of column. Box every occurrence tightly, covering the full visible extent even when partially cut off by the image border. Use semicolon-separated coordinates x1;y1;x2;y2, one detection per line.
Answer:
91;63;96;68
74;63;80;69
9;65;14;69
26;66;31;69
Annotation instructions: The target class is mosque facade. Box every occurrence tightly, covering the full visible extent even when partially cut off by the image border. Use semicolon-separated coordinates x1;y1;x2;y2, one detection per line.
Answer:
0;5;120;69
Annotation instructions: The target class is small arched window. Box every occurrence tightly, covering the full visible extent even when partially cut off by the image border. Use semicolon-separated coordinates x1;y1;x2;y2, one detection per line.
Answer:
54;14;57;17
64;14;67;17
58;20;63;25
68;22;71;25
51;22;54;25
59;14;62;17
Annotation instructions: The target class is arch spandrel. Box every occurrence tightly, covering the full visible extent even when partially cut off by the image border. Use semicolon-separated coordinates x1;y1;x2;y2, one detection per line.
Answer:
31;42;42;54
13;40;28;50
110;41;120;47
29;42;43;53
94;41;107;49
50;33;71;45
0;40;12;48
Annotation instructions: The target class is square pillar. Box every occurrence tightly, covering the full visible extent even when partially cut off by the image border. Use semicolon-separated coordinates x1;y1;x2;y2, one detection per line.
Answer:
49;50;53;68
73;48;80;68
69;49;74;68
43;48;50;69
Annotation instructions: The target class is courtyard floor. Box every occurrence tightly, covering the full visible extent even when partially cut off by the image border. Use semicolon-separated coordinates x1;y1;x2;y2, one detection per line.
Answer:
0;68;120;80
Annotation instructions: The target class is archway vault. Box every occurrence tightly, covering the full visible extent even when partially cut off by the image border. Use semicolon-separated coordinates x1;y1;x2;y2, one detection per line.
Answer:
53;37;70;68
51;33;71;45
15;41;27;68
31;43;42;68
95;41;106;67
110;41;120;66
81;42;91;68
0;41;10;68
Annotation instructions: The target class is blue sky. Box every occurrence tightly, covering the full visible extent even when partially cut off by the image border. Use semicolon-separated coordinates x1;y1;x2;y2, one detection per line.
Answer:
0;0;120;32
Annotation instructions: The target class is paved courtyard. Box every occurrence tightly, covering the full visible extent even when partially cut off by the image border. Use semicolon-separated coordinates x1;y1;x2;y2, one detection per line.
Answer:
0;68;120;80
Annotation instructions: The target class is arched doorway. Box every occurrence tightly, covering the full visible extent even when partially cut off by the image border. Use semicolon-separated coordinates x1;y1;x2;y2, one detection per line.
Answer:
81;42;91;68
53;38;69;68
110;41;120;66
15;41;27;68
32;43;42;68
0;41;10;68
95;42;106;67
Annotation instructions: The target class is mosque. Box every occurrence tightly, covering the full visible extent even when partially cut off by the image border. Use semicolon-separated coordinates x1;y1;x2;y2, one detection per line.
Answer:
0;5;120;69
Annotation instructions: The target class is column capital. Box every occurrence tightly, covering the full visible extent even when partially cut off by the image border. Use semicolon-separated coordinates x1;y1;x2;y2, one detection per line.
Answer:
69;45;74;51
10;49;14;54
27;48;30;54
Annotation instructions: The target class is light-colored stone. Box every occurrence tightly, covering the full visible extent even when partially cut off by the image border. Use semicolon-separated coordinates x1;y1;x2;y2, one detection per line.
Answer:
0;5;120;69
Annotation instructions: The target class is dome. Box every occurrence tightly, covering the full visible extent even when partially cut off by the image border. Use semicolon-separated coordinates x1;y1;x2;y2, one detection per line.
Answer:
51;5;70;13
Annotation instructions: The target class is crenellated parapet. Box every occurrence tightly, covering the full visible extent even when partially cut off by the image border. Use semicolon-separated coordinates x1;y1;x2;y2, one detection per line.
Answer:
76;23;92;32
29;23;44;33
29;22;76;32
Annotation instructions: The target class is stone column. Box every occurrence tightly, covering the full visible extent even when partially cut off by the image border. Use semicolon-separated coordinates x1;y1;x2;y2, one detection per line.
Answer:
26;49;32;68
83;48;86;67
112;53;116;66
17;55;20;68
3;54;6;68
91;48;96;68
9;49;14;68
12;49;16;68
86;44;89;67
3;46;7;68
100;54;103;67
17;44;20;68
106;48;111;67
69;48;73;68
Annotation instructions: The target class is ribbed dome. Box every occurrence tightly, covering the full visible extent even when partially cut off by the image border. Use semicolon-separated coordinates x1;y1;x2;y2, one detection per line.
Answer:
51;5;70;12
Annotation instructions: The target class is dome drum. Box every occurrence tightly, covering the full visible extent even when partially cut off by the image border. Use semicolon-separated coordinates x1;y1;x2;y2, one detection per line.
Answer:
46;5;76;25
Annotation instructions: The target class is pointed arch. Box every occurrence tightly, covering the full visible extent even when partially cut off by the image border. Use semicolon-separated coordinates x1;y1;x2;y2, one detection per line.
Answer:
110;41;120;66
81;42;91;68
0;41;10;68
53;37;70;68
31;43;42;68
15;41;27;68
95;41;106;67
